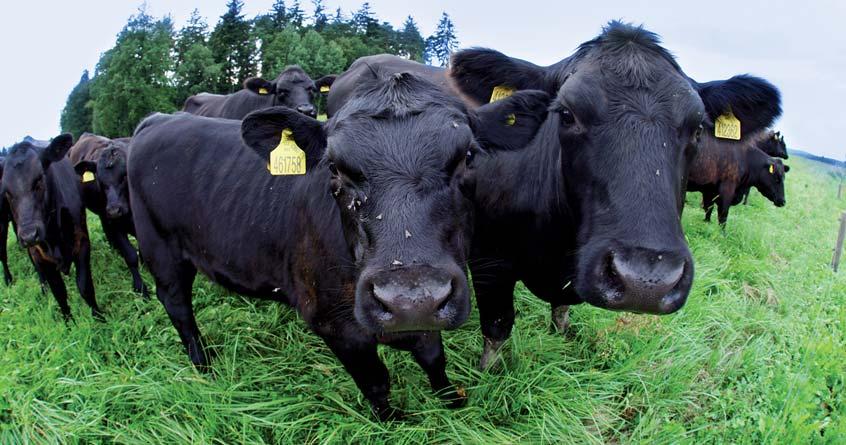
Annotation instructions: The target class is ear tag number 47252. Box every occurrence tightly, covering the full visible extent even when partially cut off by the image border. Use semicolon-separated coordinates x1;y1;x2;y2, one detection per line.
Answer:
715;110;741;140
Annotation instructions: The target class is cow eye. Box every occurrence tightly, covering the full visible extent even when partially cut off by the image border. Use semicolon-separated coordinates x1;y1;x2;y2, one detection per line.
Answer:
465;149;475;167
328;162;339;175
694;124;703;143
560;108;576;125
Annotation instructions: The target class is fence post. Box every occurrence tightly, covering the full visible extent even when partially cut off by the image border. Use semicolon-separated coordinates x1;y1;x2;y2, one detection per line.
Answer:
832;212;846;272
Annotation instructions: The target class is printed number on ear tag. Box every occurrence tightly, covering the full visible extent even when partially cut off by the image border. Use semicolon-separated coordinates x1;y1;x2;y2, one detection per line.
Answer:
490;85;515;103
268;129;306;176
320;85;330;93
715;111;741;140
82;172;96;183
258;88;269;95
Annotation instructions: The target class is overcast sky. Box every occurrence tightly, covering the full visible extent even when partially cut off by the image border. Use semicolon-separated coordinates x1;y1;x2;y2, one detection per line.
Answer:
1;1;843;157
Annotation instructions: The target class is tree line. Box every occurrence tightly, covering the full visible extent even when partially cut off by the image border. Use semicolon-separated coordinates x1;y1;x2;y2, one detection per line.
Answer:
59;1;459;139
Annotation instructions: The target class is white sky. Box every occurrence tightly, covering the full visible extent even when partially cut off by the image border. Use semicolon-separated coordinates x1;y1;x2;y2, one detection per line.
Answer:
1;0;843;158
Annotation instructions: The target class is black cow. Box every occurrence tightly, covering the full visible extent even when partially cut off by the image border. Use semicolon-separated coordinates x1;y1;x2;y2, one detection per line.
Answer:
446;21;782;368
129;73;541;419
688;130;789;226
738;130;788;204
182;66;336;119
0;156;12;284
69;134;147;297
1;135;101;320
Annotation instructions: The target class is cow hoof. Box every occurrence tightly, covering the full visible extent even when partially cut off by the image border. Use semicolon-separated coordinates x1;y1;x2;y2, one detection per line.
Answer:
445;386;468;408
2;272;11;286
136;283;150;299
479;337;505;371
373;404;405;422
92;310;106;323
551;305;571;335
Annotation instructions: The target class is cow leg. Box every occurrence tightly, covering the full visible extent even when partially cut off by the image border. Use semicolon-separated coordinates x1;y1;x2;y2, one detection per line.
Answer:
322;335;399;421
702;190;717;222
717;183;736;229
102;218;148;298
74;235;103;321
156;261;207;369
0;219;11;285
40;262;71;320
386;332;467;408
472;267;517;371
551;304;571;333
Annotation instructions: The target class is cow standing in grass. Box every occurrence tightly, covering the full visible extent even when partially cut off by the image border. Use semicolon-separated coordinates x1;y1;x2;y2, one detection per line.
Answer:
182;66;336;119
1;135;102;320
688;130;789;226
444;21;783;368
129;72;541;419
69;133;147;297
738;130;788;204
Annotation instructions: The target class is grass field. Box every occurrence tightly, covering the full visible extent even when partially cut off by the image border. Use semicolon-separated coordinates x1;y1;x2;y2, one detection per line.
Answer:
1;157;844;444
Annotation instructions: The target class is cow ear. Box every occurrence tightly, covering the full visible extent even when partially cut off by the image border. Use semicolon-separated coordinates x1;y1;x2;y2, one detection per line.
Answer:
244;77;275;96
74;160;97;177
784;165;790;173
40;133;73;167
470;90;551;152
315;75;337;94
450;48;550;105
694;75;781;137
241;106;326;171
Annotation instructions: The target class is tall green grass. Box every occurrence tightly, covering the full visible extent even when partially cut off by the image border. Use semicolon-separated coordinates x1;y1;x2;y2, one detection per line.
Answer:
1;157;844;444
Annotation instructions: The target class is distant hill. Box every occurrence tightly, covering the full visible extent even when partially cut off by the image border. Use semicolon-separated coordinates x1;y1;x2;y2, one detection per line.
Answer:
789;149;845;168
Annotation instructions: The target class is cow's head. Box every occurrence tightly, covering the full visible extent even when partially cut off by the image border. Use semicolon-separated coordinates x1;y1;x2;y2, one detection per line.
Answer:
450;21;782;315
74;141;131;219
244;66;336;118
1;134;73;247
242;73;547;333
758;130;788;159
752;153;789;207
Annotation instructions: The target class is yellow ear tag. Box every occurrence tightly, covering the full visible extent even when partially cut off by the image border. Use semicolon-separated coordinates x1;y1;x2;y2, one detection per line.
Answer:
258;88;269;95
505;113;516;126
320;85;330;93
82;172;95;183
715;111;741;140
268;129;306;175
769;164;774;174
490;85;515;103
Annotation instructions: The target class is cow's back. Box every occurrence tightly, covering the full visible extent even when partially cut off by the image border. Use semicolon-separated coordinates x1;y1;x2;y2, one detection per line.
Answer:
183;91;275;120
68;133;111;164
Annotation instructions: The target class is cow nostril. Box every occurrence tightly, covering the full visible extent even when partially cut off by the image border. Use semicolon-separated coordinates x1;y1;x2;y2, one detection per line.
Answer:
370;284;393;314
434;280;454;312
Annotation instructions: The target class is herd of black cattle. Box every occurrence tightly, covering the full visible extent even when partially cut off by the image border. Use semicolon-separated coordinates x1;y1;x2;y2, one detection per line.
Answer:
0;22;790;420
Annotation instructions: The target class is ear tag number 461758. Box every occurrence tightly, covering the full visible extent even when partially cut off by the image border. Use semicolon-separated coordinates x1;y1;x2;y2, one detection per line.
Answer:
268;129;306;175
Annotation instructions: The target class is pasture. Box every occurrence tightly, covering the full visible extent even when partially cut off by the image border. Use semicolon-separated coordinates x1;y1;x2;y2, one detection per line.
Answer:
1;156;844;443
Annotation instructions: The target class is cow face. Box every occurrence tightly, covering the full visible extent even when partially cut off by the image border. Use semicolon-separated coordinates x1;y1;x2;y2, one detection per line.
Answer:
242;75;547;333
755;158;788;207
1;134;73;247
244;67;337;118
759;131;788;159
450;22;783;315
75;143;130;219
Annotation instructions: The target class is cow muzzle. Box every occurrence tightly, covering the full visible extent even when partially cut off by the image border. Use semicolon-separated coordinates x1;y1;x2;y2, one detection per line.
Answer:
17;225;44;248
355;264;470;333
296;104;317;118
581;245;693;315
